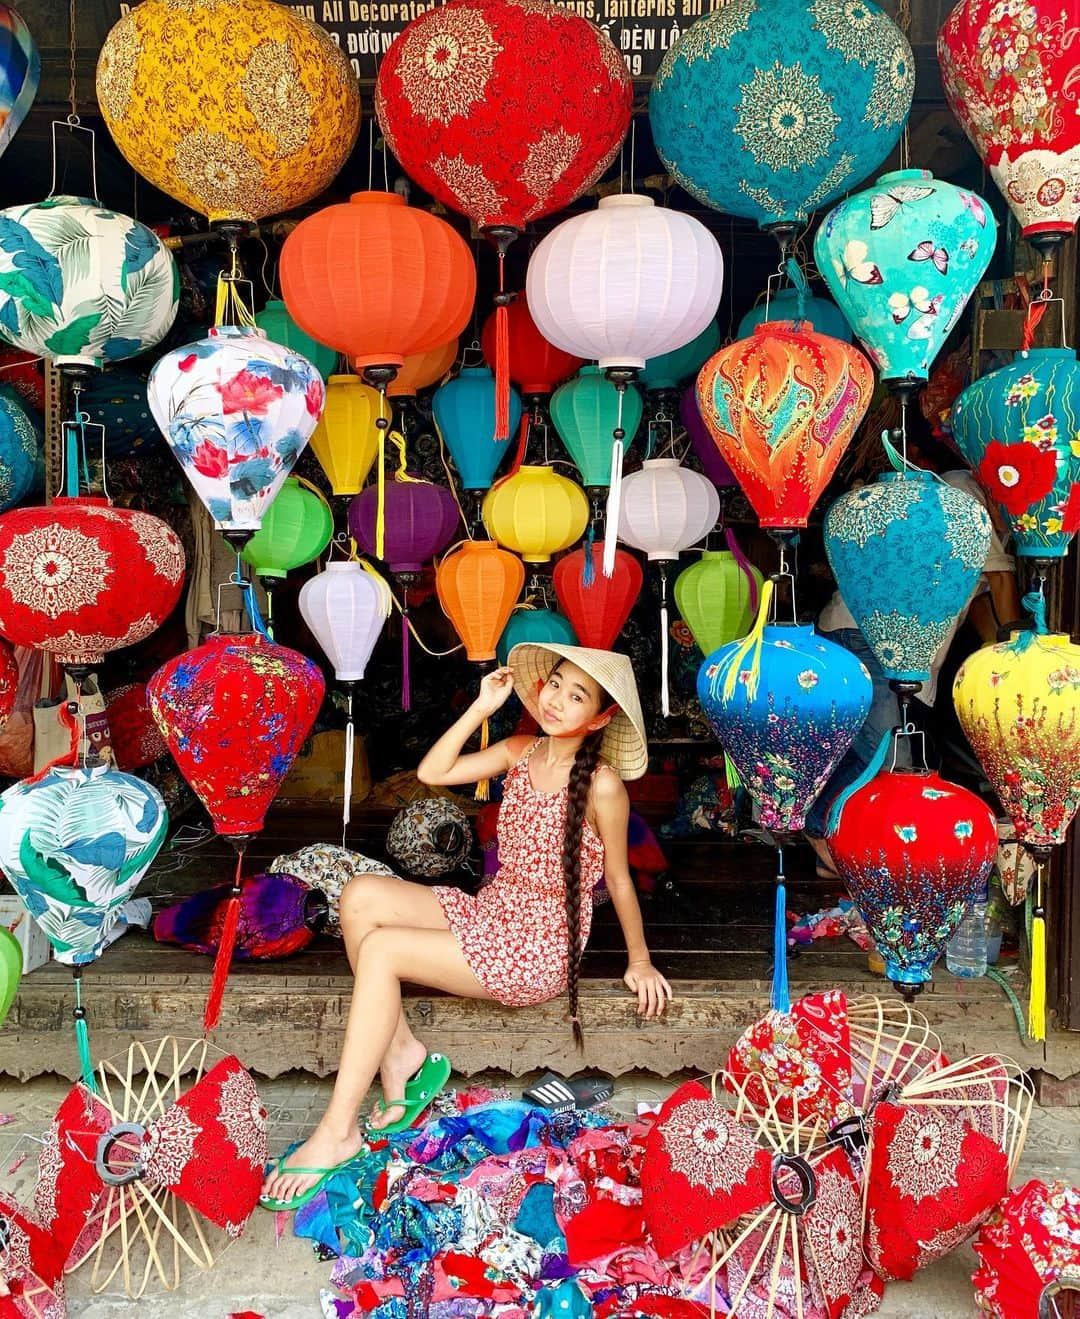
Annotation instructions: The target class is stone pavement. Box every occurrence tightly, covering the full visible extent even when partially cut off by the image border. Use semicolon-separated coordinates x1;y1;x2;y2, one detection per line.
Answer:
2;1069;1077;1317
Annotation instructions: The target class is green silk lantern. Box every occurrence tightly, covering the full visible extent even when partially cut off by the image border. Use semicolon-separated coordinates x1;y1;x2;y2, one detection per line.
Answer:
240;477;334;580
641;320;722;393
255;299;338;381
675;536;762;655
550;366;644;488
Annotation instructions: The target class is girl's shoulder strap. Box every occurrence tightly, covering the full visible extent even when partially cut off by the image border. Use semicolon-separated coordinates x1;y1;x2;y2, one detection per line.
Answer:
509;735;543;769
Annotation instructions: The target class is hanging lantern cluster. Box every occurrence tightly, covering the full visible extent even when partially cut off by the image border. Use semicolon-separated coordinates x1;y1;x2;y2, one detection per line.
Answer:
96;0;361;223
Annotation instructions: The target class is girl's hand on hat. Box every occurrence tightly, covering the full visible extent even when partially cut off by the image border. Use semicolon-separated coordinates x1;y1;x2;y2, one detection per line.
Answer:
624;959;673;1020
473;667;515;719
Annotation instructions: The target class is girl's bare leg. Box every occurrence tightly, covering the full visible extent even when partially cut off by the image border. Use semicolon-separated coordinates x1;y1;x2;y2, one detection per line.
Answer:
262;927;492;1204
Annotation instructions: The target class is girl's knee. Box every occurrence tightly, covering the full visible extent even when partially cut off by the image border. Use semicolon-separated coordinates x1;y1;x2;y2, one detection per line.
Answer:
339;872;386;925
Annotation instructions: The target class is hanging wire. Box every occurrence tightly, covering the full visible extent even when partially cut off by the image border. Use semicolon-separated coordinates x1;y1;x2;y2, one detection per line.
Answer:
367;117;375;192
628;114;637;195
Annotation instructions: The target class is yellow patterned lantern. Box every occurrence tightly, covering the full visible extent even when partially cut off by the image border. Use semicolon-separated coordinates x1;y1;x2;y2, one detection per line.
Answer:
482;466;589;564
310;375;381;497
95;0;361;223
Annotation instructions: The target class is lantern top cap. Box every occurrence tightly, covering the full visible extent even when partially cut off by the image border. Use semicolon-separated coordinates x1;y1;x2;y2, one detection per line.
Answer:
1004;629;1070;648
349;191;404;207
328;373;368;385
597;194;655;211
209;325;265;341
642;457;682;469
877;168;933;186
53;495;110;508
1015;347;1076;362
578;365;604;375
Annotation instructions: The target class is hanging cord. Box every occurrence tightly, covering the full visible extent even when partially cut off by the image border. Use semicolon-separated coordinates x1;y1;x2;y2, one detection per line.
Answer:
433;417;476;540
214;238;256;329
602;385;627;578
375;388;390;559
1020;262;1064;350
1016;578;1049;652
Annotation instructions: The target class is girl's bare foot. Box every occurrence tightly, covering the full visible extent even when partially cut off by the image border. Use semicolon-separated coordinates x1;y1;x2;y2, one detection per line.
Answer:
368;1035;429;1130
261;1122;366;1204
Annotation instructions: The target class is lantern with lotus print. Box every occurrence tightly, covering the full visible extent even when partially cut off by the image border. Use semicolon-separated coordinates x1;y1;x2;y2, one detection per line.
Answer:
148;325;323;548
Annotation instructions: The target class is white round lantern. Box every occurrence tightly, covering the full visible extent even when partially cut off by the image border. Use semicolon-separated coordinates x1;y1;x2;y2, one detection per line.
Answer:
618;458;719;559
525;195;724;372
298;560;391;683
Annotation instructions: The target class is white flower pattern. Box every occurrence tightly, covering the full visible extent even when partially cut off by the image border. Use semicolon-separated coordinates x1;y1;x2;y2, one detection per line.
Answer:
396;8;503;125
1;523;111;620
141;1105;202;1190
660;1097;760;1194
218;1066;268;1168
34;1119;62;1228
885;1108;965;1201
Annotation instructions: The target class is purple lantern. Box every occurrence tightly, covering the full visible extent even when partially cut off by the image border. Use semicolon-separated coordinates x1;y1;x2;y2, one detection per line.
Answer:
681;386;735;489
347;478;460;708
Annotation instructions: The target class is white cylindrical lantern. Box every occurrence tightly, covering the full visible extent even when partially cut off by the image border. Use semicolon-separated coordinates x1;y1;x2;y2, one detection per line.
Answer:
525;195;724;372
618;458;719;560
298;561;391;682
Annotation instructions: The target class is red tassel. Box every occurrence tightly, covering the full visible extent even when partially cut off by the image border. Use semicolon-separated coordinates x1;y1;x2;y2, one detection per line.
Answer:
204;854;243;1032
24;698;80;785
494;251;510;442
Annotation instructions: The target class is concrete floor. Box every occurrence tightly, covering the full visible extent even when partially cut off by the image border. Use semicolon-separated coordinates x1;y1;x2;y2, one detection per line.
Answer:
2;1068;1078;1318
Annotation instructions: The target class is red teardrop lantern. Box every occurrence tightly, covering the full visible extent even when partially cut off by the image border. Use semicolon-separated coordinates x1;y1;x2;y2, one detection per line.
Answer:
375;0;632;234
0;498;185;668
553;542;642;650
480;300;583;396
106;682;167;772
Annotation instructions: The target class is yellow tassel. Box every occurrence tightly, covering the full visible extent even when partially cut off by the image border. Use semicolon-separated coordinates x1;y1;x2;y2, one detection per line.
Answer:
376;394;387;561
475;715;490;802
1028;866;1047;1041
721;578;774;703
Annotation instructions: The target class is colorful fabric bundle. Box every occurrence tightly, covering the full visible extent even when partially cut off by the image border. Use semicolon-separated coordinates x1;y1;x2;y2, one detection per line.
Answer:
271;844;395;938
153;872;328;960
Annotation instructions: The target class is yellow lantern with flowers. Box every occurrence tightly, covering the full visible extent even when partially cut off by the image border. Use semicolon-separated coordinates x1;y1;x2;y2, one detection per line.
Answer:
482;466;589;564
310;376;381;497
95;0;361;224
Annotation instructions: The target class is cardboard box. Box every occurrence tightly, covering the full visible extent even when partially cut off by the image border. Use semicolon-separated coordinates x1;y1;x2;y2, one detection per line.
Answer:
0;895;50;973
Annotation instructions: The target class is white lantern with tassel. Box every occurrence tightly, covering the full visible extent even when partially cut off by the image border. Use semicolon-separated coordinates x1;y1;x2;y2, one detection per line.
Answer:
525;194;723;576
299;560;392;838
617;458;720;716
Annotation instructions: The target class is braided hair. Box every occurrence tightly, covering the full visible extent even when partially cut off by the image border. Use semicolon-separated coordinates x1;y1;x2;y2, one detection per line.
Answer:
562;727;605;1049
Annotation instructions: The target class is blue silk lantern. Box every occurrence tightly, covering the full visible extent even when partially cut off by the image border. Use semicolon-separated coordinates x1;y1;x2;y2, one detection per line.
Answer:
737;288;851;342
649;0;914;233
951;348;1080;560
78;367;162;458
641;320;722;392
815;169;997;393
0;383;40;511
550;367;644;488
824;459;992;684
496;607;577;667
433;366;524;491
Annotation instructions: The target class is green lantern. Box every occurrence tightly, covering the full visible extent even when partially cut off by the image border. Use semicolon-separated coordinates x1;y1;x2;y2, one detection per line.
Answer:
641;320;722;393
550;366;644;488
255;298;338;381
241;477;334;581
0;926;20;1028
674;539;763;655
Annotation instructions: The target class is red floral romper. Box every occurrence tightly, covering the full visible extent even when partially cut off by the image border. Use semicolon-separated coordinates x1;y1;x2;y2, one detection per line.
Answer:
433;740;606;1006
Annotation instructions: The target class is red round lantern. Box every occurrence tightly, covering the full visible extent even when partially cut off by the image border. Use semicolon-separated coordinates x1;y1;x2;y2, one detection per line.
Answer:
0;498;185;668
480;300;583;396
147;633;324;838
0;348;45;412
279;192;476;378
0;639;17;734
375;0;632;234
553;541;642;650
106;682;167;772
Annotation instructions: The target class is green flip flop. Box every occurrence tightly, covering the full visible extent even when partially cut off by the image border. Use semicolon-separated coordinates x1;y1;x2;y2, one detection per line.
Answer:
258;1140;365;1213
367;1052;452;1136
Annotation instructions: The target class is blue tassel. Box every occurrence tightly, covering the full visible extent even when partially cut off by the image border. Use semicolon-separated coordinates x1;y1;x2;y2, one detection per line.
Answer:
772;861;790;1014
825;725;894;837
242;581;272;640
1015;590;1048;652
73;975;97;1092
784;257;809;328
583;523;596;587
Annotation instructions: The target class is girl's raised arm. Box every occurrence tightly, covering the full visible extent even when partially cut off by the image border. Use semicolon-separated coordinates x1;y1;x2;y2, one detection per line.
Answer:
417;666;523;787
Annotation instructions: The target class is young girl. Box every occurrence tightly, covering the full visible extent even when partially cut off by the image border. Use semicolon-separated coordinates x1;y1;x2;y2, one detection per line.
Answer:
261;642;672;1210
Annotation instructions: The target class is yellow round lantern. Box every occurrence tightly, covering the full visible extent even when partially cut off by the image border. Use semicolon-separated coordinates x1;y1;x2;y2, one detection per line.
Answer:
311;376;381;496
482;466;589;564
96;0;361;223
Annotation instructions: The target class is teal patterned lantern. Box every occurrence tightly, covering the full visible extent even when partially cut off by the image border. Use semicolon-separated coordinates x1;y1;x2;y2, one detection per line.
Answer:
737;288;851;342
255;298;338;381
0;196;179;370
496;607;577;667
641;320;722;392
0;382;40;511
824;462;992;684
815;170;997;393
951;348;1080;560
649;0;914;233
550;367;644;488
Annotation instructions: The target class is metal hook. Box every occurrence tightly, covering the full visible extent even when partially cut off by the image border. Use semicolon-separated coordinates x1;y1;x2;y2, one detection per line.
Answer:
888;718;928;772
49;119;99;202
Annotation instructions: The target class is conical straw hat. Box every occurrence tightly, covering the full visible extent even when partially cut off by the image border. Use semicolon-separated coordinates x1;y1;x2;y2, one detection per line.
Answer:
507;643;648;780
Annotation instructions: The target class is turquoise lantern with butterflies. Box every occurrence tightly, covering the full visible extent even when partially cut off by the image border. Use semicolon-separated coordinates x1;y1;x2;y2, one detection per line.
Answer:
815;169;996;395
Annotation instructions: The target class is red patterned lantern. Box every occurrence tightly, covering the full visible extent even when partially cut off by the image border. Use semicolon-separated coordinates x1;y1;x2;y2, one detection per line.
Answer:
481;300;583;396
106;682;167;772
697;324;874;529
553;542;642;650
0;498;185;670
0;346;45;411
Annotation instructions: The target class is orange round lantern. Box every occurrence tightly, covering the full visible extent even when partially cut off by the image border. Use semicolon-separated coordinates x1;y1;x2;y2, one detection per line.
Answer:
279;192;476;381
388;339;459;399
436;539;524;662
697;323;874;529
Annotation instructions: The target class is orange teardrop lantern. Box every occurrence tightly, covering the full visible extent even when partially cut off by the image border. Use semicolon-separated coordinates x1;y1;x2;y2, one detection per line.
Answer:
436;540;524;662
388;339;459;399
697;323;875;529
279;192;476;380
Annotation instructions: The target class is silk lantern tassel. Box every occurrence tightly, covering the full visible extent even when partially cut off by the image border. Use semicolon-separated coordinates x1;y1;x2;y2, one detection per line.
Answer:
602;386;628;579
475;715;490;803
658;563;671;718
1029;859;1047;1041
401;595;412;712
773;847;790;1013
721;578;775;703
204;850;244;1032
342;686;355;846
73;969;97;1093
